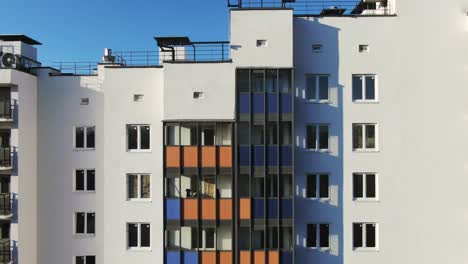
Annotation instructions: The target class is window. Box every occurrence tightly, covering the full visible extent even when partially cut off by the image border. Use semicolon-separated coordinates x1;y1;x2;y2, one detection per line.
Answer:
353;173;377;200
200;228;216;250
80;98;89;105
134;94;144;102
353;223;377;249
128;223;151;249
75;212;95;235
256;39;268;47
75;126;95;149
352;124;377;150
193;92;204;99
352;75;377;101
75;256;95;264
75;169;95;192
306;75;329;102
127;174;151;200
306;124;329;151
306;224;330;248
359;45;370;53
306;174;329;199
127;125;150;151
312;44;323;52
165;228;180;249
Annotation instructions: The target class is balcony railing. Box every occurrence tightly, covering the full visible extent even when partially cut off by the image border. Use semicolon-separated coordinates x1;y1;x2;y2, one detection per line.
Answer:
0;148;11;168
0;239;10;264
0;194;11;217
0;50;41;75
0;98;12;120
156;37;231;63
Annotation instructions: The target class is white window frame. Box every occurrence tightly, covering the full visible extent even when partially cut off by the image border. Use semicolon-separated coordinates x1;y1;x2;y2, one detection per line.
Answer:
74;169;95;192
127;124;151;152
353;173;378;201
74;255;96;264
306;124;329;152
73;126;95;150
200;227;216;251
353;222;379;251
352;123;378;151
306;173;330;200
352;74;378;103
127;223;151;250
74;212;95;236
305;74;330;103
126;174;151;201
306;223;330;250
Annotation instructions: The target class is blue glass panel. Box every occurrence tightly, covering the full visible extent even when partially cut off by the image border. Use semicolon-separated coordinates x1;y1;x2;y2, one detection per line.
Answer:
165;199;180;220
267;146;278;166
268;199;278;219
281;199;293;219
253;198;265;219
239;146;250;166
253;146;265;166
280;94;292;113
253;94;265;114
280;251;293;264
166;251;180;264
267;93;278;113
239;94;250;114
183;251;198;264
280;146;292;166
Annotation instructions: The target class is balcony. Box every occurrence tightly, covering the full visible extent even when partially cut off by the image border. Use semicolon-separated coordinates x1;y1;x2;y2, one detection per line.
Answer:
0;149;11;170
0;239;10;264
0;98;13;122
0;49;41;75
0;194;11;220
156;37;231;63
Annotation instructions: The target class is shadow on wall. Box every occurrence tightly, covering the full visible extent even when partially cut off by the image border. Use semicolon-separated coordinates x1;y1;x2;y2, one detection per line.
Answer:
11;193;18;224
294;17;344;264
12;240;18;264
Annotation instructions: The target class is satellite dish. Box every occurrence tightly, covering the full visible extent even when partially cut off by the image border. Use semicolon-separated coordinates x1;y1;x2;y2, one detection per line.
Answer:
1;53;16;67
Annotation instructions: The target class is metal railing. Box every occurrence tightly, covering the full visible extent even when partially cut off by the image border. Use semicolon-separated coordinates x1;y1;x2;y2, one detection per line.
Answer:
0;194;11;216
0;239;10;264
0;53;41;75
0;98;12;120
0;148;11;168
51;62;99;75
159;42;231;63
112;50;159;66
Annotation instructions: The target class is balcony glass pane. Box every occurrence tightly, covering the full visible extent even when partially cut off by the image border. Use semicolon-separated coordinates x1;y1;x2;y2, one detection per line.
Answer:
280;94;292;113
267;146;278;166
252;126;264;145
216;123;232;145
253;94;265;114
265;69;277;93
266;123;277;145
268;199;278;219
280;146;292;166
253;198;265;219
165;124;180;146
239;174;250;197
279;69;292;93
280;199;292;219
253;146;265;166
267;93;277;113
239;93;250;114
251;70;265;93
280;122;292;145
239;146;250;166
237;69;250;93
181;124;197;146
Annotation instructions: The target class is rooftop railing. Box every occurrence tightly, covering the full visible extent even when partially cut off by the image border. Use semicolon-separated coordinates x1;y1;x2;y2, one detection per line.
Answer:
0;53;41;75
112;50;159;66
156;37;231;63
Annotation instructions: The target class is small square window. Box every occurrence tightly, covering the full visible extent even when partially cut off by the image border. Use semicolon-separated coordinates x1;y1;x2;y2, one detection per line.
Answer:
134;94;144;102
80;98;89;105
312;44;323;52
193;92;204;99
256;39;268;47
359;45;370;53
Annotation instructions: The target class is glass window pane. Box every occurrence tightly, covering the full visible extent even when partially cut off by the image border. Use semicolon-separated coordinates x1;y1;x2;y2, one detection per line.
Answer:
266;123;278;145
366;174;376;198
319;76;329;100
75;127;84;148
306;175;316;198
205;228;215;249
279;69;292;93
319;174;329;198
167;229;180;249
251;70;264;93
140;126;150;149
252;229;264;249
128;224;138;247
181;124;197;146
165;177;180;198
239;227;250;250
165;125;180;145
239;174;250;197
267;226;278;249
365;76;375;100
253;178;264;197
200;175;216;198
306;224;317;247
280;122;292;145
216;123;232;145
128;175;138;199
306;76;317;100
238;122;249;145
141;224;151;247
86;170;95;191
319;224;329;248
86;127;95;148
353;125;363;149
267;174;278;198
86;213;95;234
127;126;138;150
86;256;96;264
141;175;151;199
306;125;317;150
252;125;264;145
237;69;250;93
366;224;376;247
352;76;363;100
75;256;85;264
266;69;278;93
75;170;84;191
280;227;292;250
353;223;363;248
318;125;329;150
365;125;376;149
76;213;85;234
280;174;292;198
353;174;364;198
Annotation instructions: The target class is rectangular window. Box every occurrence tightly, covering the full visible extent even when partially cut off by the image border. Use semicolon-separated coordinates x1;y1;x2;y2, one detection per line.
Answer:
307;223;329;249
200;227;216;250
127;125;150;151
306;124;329;151
305;75;329;102
352;75;377;101
127;174;151;200
353;173;377;200
75;169;95;192
75;212;95;235
353;223;378;249
306;174;329;199
352;124;377;150
128;223;151;249
75;256;95;264
74;126;95;149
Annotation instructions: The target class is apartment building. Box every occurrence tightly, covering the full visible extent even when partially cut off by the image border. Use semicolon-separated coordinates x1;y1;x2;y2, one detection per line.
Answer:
1;0;468;263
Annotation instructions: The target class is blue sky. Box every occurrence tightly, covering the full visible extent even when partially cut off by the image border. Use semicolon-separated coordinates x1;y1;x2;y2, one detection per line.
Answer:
2;0;229;64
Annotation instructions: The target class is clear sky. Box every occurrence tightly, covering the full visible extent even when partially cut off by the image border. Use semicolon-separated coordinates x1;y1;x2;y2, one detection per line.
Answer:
2;0;230;64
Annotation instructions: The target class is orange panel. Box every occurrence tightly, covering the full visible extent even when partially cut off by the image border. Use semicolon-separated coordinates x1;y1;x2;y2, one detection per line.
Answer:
254;251;265;264
239;198;251;220
183;146;198;167
219;251;232;264
201;251;216;264
165;146;180;167
218;146;233;168
202;199;216;220
268;251;279;264
240;251;251;264
183;199;198;220
201;146;216;167
219;199;232;220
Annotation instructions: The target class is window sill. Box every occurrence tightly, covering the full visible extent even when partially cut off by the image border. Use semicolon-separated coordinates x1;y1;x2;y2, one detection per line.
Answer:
306;247;330;252
352;149;379;153
353;247;379;252
127;199;152;203
73;148;96;152
352;100;379;104
74;234;96;238
73;190;96;193
307;197;331;202
304;100;331;104
305;149;330;153
127;248;152;252
127;149;152;153
353;198;379;202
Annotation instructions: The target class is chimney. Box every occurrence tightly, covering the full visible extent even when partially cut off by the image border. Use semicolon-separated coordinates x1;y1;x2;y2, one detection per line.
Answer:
102;48;115;63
